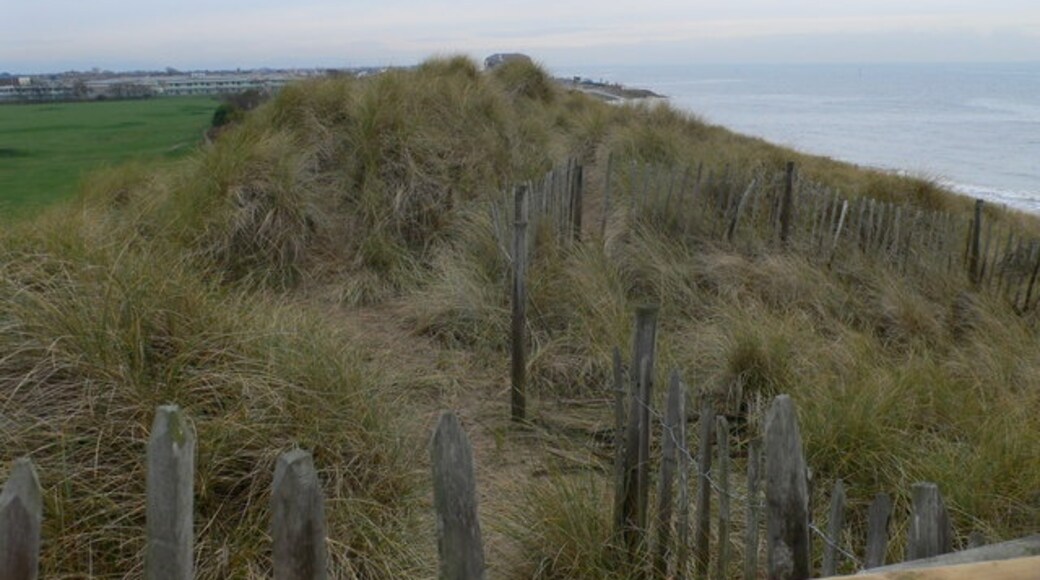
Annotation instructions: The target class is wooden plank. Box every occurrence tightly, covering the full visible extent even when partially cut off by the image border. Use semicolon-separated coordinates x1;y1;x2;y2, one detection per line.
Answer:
764;395;811;580
431;413;486;580
780;161;796;245
693;396;714;578
632;306;658;538
744;440;762;580
511;185;528;422
826;555;1040;580
0;457;42;580
676;379;692;580
726;178;759;243
864;492;892;569
970;200;984;283
654;371;684;577
612;346;628;535
907;482;953;561
828;200;850;268
272;450;329;580
821;479;846;576
715;416;732;580
601;152;613;239
868;535;1040;573
571;164;584;243
146;405;195;580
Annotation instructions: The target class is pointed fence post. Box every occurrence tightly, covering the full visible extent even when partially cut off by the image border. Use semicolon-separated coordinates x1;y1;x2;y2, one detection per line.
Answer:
571;164;584;243
675;380;692;580
431;413;486;580
744;440;762;580
715;416;732;580
511;185;528;422
653;371;684;577
864;493;892;568
764;395;810;580
969;199;983;285
272;450;328;580
906;482;952;562
146;405;195;580
0;458;42;580
821;479;846;576
780;162;796;245
693;396;714;578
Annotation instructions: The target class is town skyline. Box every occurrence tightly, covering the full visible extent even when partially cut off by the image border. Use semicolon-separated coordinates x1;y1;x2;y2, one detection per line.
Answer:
6;0;1040;74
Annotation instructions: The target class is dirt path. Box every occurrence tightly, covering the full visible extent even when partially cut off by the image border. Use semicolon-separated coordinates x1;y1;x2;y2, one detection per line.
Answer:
324;298;613;577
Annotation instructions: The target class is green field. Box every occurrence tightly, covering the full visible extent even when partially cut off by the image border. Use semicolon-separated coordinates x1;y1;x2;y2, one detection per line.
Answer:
0;96;216;213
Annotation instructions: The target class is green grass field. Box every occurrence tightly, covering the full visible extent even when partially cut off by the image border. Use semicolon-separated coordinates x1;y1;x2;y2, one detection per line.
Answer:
0;96;216;213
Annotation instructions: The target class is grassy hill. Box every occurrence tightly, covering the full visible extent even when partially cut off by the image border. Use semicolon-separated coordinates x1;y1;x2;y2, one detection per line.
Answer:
0;56;1037;578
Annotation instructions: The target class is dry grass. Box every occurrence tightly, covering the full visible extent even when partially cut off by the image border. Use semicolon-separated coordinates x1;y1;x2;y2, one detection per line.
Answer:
2;56;1039;577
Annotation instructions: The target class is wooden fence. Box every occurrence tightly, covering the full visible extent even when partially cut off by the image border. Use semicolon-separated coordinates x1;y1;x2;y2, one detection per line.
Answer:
607;158;1040;312
2;387;1033;579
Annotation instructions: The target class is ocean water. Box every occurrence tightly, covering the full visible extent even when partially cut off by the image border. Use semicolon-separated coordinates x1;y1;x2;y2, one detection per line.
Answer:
556;63;1040;213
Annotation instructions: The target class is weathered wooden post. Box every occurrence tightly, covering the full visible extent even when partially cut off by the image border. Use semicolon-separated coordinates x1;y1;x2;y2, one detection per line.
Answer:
827;200;849;268
511;185;528;422
146;405;195;580
821;479;846;576
969;199;983;285
726;178;758;243
764;395;810;580
864;492;892;568
906;482;952;561
780;162;796;245
744;440;762;580
715;416;732;580
601;153;613;240
272;450;328;580
571;164;584;243
612;347;628;535
654;371;684;577
431;413;486;580
693;395;714;578
675;380;691;580
0;458;42;580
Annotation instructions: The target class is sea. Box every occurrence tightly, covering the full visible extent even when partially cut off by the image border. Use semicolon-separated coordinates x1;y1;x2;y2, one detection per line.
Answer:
554;63;1040;213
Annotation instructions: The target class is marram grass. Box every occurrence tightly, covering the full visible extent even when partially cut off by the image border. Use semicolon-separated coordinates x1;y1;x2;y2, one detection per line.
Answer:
1;56;1038;577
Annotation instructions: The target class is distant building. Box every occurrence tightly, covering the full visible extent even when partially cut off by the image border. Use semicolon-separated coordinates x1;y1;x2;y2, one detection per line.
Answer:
484;53;532;69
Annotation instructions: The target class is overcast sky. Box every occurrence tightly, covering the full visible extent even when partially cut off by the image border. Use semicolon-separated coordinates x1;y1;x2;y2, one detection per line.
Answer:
5;1;1040;73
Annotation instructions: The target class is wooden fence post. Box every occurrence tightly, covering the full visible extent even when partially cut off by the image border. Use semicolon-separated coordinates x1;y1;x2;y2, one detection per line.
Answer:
764;395;810;580
906;482;952;562
693;395;714;578
865;493;892;569
726;179;758;243
654;371;684;577
631;306;658;535
0;457;42;580
744;440;762;580
969;199;983;285
827;201;849;268
571;164;584;243
146;405;195;580
602;153;613;240
431;413;486;580
511;185;528;422
821;479;846;576
272;450;328;580
612;346;628;536
780;162;796;245
715;416;732;580
675;380;691;580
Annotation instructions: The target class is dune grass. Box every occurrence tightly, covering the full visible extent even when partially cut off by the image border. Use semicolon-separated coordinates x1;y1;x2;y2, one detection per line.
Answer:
1;56;1038;577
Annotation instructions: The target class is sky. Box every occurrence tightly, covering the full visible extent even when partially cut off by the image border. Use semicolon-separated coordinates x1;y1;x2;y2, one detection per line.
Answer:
4;0;1040;73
